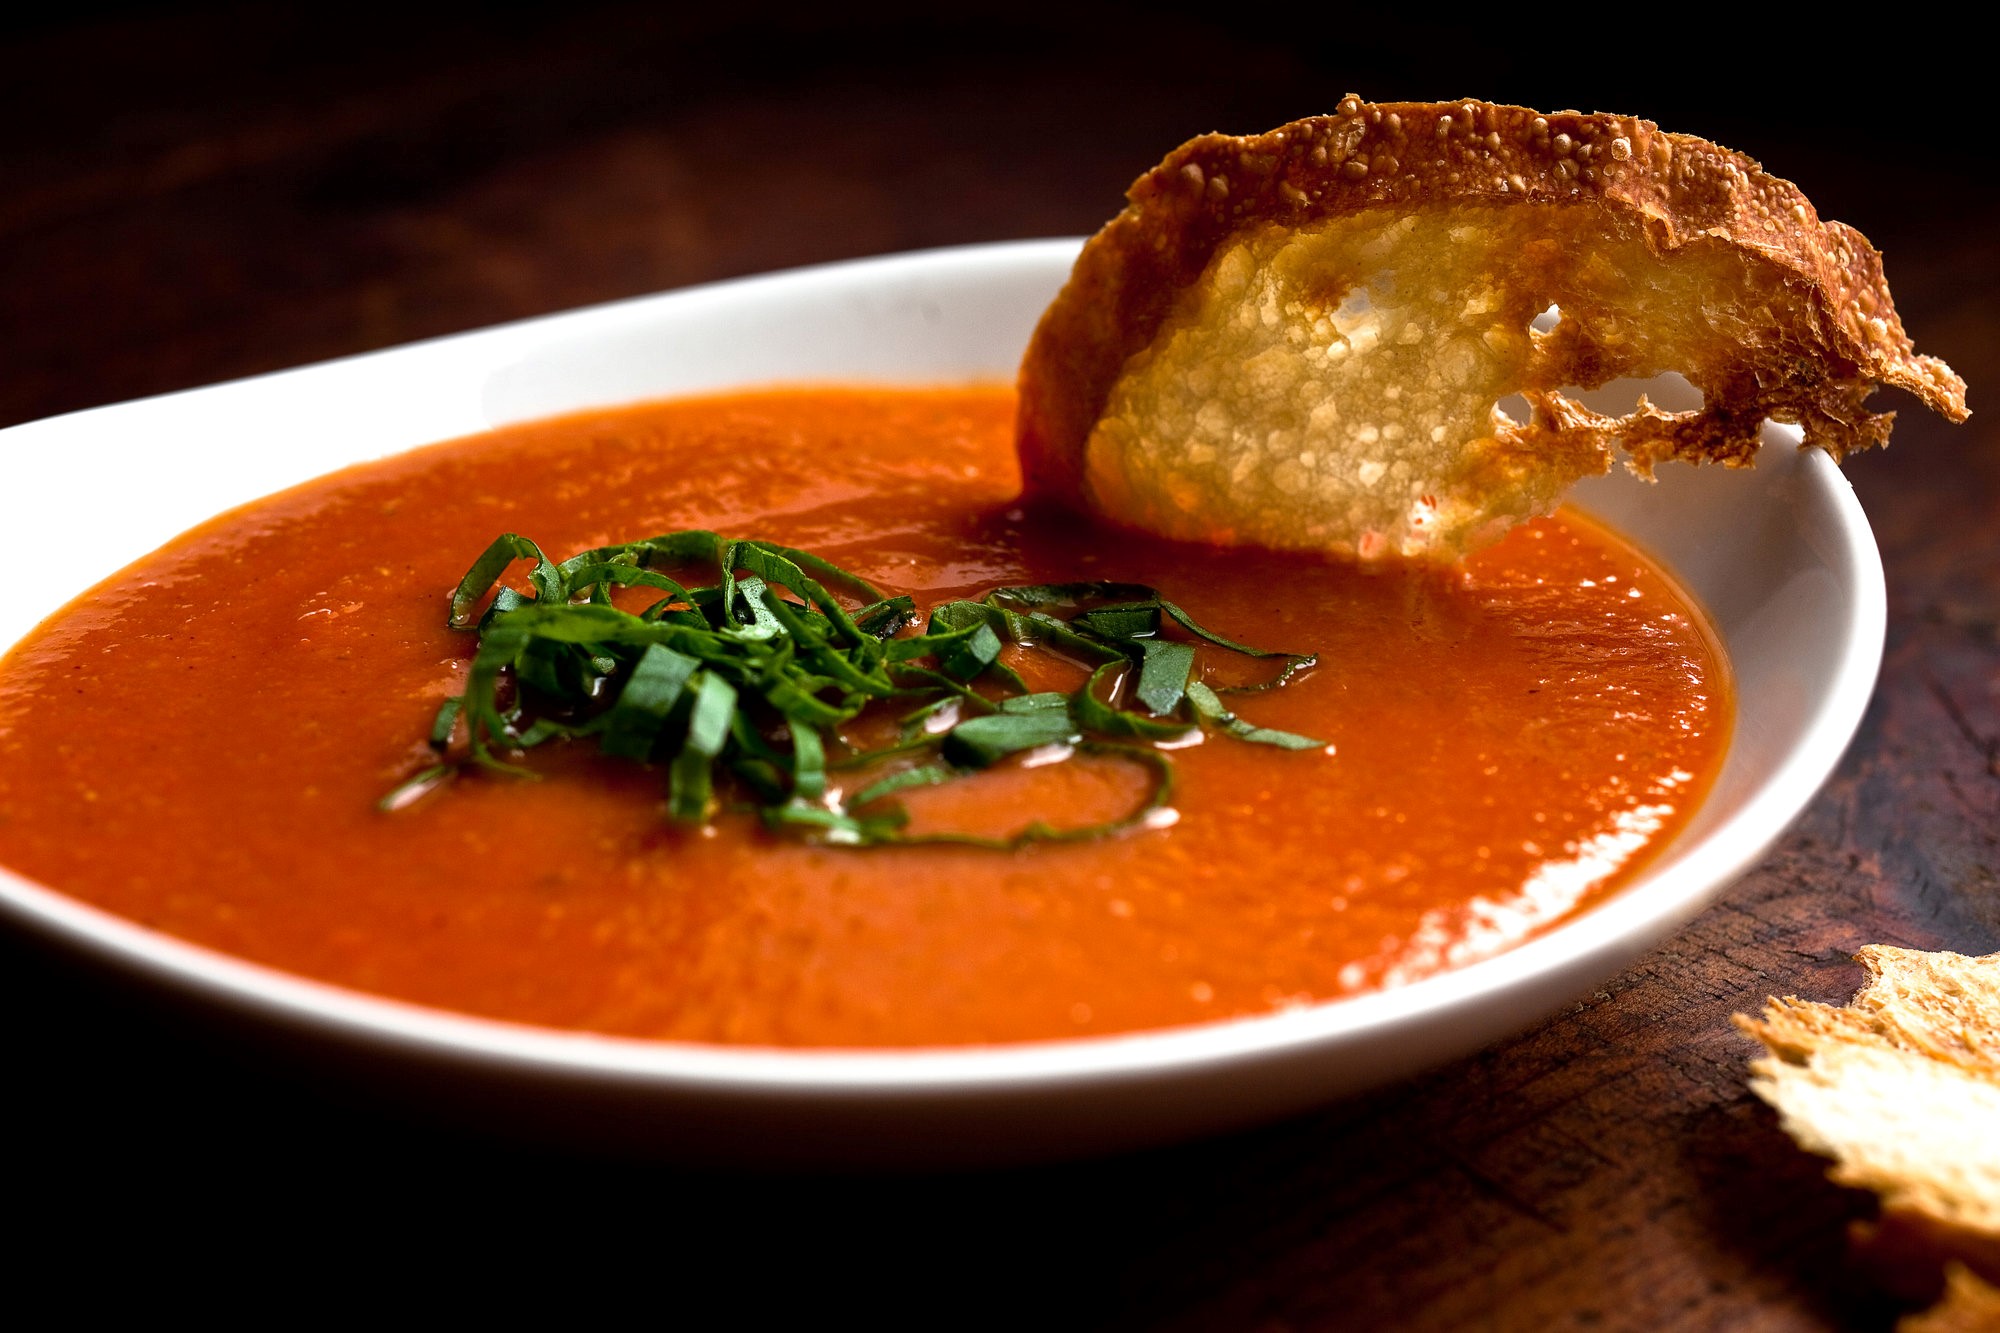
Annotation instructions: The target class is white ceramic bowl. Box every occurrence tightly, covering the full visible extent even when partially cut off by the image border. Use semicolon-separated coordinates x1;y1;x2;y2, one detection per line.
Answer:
0;241;1883;1165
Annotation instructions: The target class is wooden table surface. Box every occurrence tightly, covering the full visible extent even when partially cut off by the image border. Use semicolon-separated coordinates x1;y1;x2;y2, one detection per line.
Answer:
4;6;1995;1323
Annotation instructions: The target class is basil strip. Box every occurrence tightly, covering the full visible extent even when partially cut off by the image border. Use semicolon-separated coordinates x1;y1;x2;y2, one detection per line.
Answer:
849;762;958;807
1134;640;1196;716
1074;602;1161;641
427;697;462;751
600;643;698;761
989;582;1156;610
391;527;1326;848
449;534;562;629
561;563;693;602
869;743;1176;851
1184;680;1325;750
943;697;1078;768
731;576;785;640
668;672;738;820
787;716;827;801
377;763;456;812
854;596;917;640
1158;601;1316;690
762;802;906;844
752;541;890;605
1072;661;1193;742
1018;610;1125;665
940;622;1003;682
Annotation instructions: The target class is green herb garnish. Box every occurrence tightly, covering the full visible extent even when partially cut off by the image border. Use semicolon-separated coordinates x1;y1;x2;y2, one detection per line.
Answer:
382;530;1323;847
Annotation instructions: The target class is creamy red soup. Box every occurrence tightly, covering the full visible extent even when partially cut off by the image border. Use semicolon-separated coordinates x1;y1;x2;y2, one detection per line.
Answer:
0;386;1729;1046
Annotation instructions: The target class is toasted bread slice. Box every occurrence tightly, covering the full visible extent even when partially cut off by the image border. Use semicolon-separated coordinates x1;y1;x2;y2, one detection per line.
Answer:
1738;946;2000;1303
1018;96;1968;559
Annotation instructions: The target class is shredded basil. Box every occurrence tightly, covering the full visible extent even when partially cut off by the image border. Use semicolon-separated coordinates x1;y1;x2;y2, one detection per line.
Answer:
383;530;1324;846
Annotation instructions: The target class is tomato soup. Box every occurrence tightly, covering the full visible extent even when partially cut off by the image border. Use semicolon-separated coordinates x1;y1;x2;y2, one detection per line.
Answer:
0;387;1729;1046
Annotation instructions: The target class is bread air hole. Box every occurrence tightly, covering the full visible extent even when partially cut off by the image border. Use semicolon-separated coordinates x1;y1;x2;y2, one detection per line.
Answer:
1566;372;1704;416
1497;373;1704;431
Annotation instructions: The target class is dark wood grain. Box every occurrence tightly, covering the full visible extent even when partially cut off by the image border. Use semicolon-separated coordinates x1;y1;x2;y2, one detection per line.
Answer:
4;6;1996;1323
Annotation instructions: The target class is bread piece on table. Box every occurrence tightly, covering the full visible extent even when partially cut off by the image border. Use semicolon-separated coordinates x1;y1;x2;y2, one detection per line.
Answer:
1018;96;1968;559
1737;946;2000;1317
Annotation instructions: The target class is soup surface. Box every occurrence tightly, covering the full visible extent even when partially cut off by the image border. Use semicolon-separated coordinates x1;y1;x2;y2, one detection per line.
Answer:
0;386;1729;1046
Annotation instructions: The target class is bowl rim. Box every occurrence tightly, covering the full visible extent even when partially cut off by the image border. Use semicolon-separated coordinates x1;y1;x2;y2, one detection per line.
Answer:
0;238;1884;1104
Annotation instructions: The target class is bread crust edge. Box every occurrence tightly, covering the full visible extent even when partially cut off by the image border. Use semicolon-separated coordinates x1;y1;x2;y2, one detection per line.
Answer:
1017;96;1968;509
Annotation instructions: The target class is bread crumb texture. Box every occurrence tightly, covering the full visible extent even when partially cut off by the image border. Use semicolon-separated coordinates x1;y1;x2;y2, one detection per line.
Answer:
1018;96;1968;559
1738;946;2000;1326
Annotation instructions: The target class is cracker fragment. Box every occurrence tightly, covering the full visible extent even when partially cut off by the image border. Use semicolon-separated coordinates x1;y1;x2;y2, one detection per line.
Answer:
1018;97;1968;559
1737;946;2000;1323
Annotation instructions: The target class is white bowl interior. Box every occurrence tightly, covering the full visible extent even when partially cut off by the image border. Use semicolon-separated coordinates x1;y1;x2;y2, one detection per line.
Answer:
0;241;1883;1163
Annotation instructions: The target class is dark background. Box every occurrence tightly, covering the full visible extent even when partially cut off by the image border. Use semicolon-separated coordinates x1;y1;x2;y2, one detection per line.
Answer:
3;5;1995;1324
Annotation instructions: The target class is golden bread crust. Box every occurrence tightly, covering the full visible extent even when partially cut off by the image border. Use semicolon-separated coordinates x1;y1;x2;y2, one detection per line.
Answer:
1737;947;2000;1294
1018;96;1968;557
